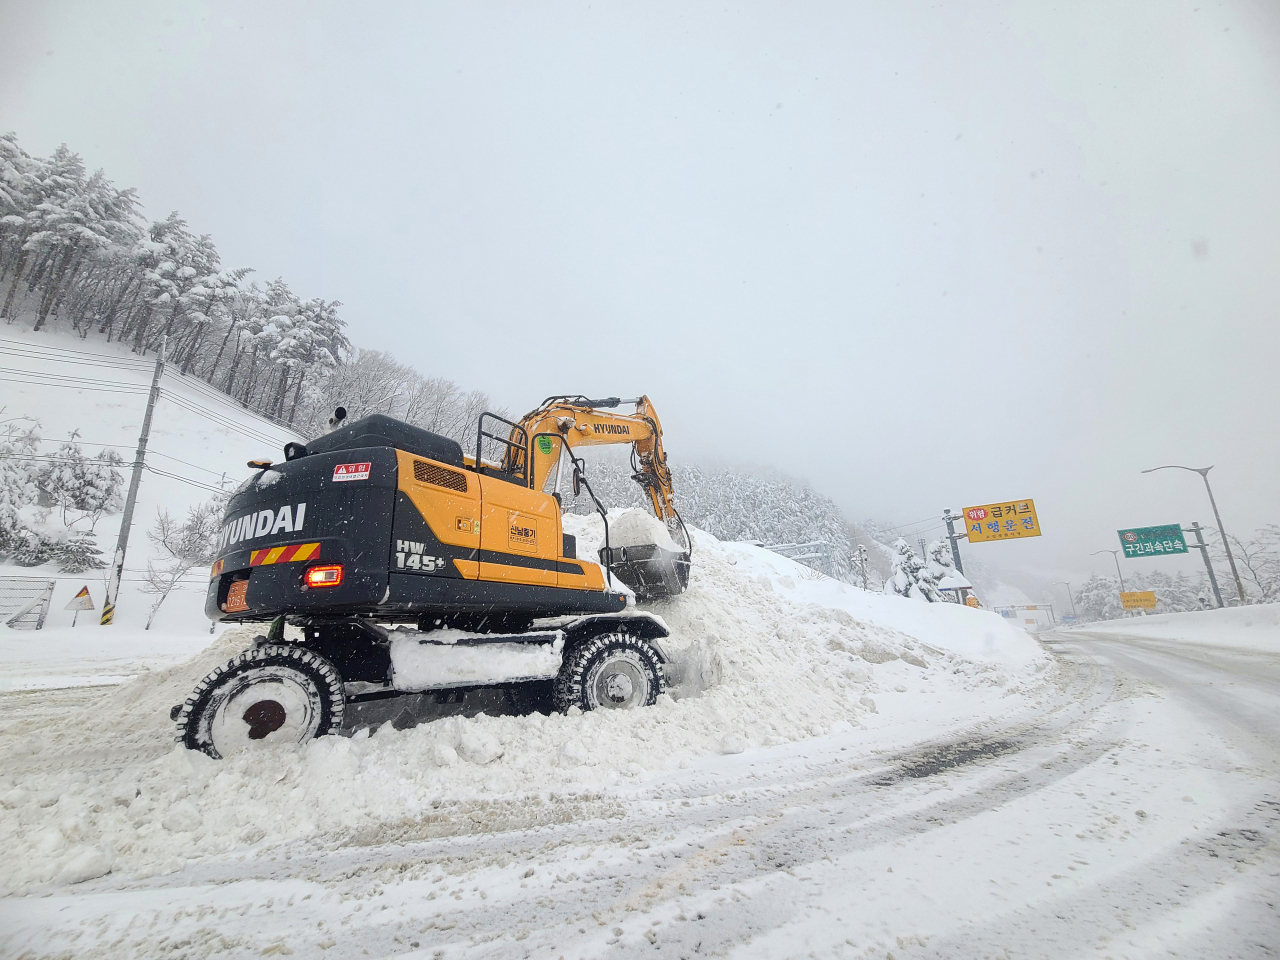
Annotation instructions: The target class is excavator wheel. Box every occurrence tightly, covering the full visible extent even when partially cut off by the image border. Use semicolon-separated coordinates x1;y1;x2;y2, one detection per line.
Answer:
176;644;345;759
554;632;666;712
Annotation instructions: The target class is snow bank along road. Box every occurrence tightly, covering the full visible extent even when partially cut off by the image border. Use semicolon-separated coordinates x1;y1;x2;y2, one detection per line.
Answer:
2;600;1278;955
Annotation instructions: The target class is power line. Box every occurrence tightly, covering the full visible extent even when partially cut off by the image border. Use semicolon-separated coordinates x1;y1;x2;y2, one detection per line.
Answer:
162;368;297;432
149;449;231;478
0;336;154;365
0;348;154;371
878;514;944;534
159;390;295;448
35;438;138;449
29;438;245;479
142;463;227;494
0;374;149;395
0;453;128;466
0;365;146;385
5;334;302;439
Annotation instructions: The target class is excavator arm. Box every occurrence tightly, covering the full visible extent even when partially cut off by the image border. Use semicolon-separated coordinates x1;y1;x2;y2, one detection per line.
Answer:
502;395;690;598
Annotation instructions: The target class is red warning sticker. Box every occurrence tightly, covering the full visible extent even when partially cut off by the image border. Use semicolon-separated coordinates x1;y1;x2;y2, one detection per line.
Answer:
332;462;371;482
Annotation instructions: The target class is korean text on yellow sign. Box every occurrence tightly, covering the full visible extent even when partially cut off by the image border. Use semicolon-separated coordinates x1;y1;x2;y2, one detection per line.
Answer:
963;499;1041;543
1121;591;1158;610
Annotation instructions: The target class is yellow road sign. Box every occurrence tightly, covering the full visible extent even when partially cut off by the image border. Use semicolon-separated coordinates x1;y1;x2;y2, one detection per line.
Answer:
963;499;1041;543
1121;590;1158;610
964;596;980;608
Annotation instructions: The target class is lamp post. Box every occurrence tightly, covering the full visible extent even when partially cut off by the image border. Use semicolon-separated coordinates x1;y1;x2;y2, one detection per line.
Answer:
1141;464;1246;603
1055;581;1077;619
1090;549;1126;592
1091;549;1127;615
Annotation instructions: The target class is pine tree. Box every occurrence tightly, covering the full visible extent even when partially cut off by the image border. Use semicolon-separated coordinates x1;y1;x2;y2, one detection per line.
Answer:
922;539;959;599
54;532;105;573
883;538;943;602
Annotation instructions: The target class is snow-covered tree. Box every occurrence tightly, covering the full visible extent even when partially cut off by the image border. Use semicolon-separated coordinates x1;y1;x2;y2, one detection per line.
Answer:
923;539;966;601
883;538;943;602
142;499;224;629
1223;526;1280;604
0;415;41;556
55;532;105;573
35;432;125;531
1075;574;1122;621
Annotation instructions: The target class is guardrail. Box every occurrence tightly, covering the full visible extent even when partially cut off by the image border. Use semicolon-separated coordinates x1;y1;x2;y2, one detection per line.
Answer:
0;577;57;630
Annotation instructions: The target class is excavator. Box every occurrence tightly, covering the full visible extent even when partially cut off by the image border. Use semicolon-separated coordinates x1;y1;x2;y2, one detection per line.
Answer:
176;395;692;759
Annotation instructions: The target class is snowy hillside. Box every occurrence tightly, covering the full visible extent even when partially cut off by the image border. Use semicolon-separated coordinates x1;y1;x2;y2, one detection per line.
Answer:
1;325;298;684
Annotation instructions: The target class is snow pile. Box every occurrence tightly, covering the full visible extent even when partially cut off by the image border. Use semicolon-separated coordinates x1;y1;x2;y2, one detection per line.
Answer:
1066;602;1280;654
0;517;1048;893
607;508;683;552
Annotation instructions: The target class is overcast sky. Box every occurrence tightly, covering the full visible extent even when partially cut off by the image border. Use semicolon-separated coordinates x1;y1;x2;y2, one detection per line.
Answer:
3;0;1278;592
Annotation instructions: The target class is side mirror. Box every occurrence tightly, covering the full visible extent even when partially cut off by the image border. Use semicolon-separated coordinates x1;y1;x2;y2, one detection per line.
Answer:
572;466;582;497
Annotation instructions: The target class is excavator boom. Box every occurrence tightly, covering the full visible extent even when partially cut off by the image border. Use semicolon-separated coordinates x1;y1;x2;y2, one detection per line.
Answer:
506;395;691;598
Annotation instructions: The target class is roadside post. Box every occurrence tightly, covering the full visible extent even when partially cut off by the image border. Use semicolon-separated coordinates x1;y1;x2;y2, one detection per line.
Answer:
1184;521;1224;608
1055;581;1077;619
65;586;95;627
942;509;966;574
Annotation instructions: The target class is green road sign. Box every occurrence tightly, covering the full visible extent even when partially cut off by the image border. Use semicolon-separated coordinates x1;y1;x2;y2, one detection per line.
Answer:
1118;524;1188;558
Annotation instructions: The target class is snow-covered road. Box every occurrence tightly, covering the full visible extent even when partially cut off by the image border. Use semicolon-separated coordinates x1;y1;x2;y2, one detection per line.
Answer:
3;633;1276;959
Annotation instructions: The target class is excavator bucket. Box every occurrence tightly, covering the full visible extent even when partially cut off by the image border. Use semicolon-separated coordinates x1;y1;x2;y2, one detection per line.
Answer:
599;543;691;599
597;510;692;600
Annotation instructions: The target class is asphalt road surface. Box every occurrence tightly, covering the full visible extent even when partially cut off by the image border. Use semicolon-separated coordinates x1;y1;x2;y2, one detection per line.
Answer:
2;633;1277;959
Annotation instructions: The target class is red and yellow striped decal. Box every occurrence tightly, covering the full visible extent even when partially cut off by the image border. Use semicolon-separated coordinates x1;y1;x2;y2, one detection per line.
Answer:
248;542;321;568
209;558;224;580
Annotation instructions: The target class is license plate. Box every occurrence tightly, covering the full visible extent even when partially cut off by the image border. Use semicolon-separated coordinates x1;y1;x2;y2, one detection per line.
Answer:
224;579;250;613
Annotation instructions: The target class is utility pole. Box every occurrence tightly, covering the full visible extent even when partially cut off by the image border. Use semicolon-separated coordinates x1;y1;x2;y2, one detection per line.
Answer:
1184;521;1224;609
943;509;965;574
1142;464;1246;603
853;544;869;590
101;338;165;625
918;537;928;561
1054;581;1077;619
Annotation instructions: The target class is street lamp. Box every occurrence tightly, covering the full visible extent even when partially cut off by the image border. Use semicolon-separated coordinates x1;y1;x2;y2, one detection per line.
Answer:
1141;464;1246;603
1090;549;1127;591
1055;581;1077;619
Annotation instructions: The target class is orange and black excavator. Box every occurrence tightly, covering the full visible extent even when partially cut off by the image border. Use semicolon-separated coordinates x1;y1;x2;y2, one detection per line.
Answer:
177;395;692;758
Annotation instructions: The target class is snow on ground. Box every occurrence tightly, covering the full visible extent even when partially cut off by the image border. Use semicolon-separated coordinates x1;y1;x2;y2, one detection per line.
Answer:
1065;601;1280;653
0;510;1049;895
0;623;218;692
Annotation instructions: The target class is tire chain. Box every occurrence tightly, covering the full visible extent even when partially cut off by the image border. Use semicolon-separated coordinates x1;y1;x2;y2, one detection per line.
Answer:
174;643;345;759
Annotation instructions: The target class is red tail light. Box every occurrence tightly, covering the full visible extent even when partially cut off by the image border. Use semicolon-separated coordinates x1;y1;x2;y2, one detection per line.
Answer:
304;564;344;588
